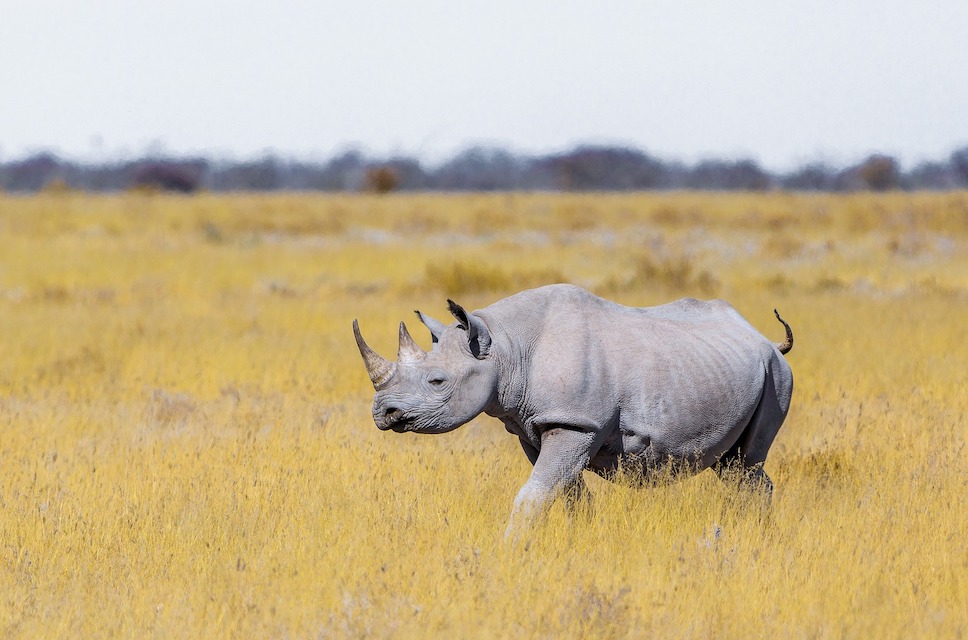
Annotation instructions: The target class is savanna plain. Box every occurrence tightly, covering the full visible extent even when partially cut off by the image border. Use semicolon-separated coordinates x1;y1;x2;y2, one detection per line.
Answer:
0;191;965;638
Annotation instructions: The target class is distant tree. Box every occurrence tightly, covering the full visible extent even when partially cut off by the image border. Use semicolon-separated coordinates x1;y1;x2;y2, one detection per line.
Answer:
685;159;771;190
728;159;772;190
384;157;429;190
433;147;522;190
857;154;901;191
6;143;968;193
364;165;399;194
949;146;968;187
905;161;957;190
131;160;206;193
73;162;129;191
213;156;281;190
780;163;837;191
2;152;61;191
314;150;366;190
528;146;672;191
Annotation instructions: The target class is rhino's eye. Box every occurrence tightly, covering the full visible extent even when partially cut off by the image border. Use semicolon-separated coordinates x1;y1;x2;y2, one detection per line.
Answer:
428;376;447;387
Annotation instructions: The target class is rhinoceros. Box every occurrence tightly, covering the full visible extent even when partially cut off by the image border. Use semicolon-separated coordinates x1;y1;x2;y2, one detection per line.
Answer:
353;284;793;532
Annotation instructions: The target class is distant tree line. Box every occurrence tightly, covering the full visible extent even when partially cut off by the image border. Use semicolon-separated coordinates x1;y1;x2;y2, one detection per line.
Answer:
2;144;968;193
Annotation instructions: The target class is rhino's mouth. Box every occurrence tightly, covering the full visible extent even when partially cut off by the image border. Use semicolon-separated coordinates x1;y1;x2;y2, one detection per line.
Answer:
386;420;411;433
377;415;413;433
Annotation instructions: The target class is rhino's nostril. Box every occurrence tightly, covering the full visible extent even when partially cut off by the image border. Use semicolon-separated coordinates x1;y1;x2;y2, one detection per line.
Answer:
384;407;401;418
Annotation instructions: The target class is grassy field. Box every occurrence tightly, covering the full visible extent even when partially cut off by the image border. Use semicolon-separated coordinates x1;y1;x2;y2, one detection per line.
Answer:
0;191;965;638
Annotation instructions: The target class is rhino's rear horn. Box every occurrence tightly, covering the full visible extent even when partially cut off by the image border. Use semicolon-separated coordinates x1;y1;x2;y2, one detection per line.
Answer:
397;321;426;363
414;310;446;343
353;319;397;389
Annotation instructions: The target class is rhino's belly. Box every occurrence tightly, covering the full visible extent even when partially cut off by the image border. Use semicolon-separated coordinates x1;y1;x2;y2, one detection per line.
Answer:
588;396;759;476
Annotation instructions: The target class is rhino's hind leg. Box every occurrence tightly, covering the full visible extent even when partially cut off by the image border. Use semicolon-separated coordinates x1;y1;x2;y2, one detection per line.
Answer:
713;365;789;499
714;460;774;498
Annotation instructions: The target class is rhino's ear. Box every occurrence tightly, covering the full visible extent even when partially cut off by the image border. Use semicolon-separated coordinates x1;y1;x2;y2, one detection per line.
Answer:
414;310;446;344
447;299;491;359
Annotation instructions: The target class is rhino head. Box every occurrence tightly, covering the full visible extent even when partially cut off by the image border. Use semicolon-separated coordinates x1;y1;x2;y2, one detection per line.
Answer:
353;300;499;434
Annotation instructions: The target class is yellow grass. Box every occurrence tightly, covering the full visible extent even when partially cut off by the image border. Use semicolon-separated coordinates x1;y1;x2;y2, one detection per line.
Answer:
0;191;965;638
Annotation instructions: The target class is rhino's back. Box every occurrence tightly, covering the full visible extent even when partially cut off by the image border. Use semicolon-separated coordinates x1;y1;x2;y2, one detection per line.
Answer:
483;284;763;348
481;285;781;461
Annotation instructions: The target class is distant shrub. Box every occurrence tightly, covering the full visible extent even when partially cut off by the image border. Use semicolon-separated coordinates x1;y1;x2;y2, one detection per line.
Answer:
643;254;715;293
649;204;701;226
555;204;599;230
426;262;510;294
761;233;805;259
131;162;203;193
780;163;838;191
857;155;900;191
951;147;968;186
812;275;849;292
365;166;399;194
686;159;772;191
605;252;718;295
424;261;565;297
3;152;61;191
782;448;857;489
41;177;72;195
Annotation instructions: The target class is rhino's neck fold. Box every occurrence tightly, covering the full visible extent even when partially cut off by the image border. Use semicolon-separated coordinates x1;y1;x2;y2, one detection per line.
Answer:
476;310;529;420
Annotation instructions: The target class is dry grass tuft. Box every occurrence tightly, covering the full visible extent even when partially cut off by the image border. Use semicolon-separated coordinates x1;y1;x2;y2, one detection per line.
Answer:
603;251;718;296
424;260;566;297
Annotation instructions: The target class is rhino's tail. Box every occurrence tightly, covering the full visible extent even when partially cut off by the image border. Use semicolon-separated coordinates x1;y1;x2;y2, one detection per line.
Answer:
773;309;793;355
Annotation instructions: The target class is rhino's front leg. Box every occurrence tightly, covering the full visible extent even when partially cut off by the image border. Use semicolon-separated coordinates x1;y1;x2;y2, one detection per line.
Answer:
505;426;600;537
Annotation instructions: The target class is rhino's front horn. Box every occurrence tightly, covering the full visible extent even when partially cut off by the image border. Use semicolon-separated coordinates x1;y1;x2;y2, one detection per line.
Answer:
397;321;426;364
353;319;397;390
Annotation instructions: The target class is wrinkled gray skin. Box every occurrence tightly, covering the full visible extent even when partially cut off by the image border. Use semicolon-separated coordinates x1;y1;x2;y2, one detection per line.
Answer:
354;284;794;535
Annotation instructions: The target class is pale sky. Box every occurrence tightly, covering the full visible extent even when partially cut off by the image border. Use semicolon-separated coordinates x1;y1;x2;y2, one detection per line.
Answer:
2;1;967;170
